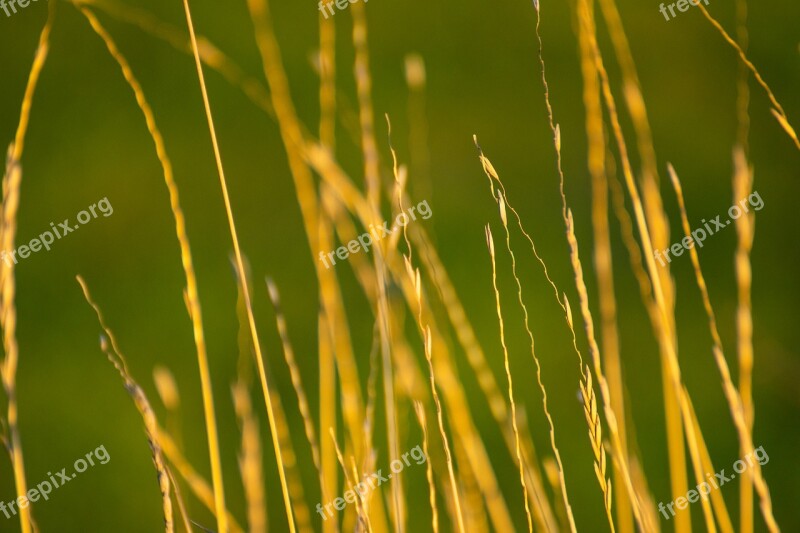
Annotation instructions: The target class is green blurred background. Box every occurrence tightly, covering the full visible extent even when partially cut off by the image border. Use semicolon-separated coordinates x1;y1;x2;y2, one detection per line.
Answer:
1;0;798;530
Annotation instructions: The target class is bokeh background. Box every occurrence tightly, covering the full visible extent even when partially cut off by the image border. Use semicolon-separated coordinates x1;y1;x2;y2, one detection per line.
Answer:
1;0;798;530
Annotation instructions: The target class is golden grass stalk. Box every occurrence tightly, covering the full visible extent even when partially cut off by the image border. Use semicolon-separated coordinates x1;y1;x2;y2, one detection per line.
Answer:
486;183;575;533
169;468;193;532
329;430;374;533
694;3;799;150
245;0;367;476
395;263;515;531
152;366;192;532
265;279;324;490
316;19;338;524
578;361;615;533
180;1;298;531
76;7;231;532
317;311;339;533
362;320;380;469
733;146;755;533
414;401;439;533
733;10;753;530
260;369;315;533
375;273;403;533
76;276;175;532
667;165;779;532
578;6;718;530
232;383;267;533
683;390;734;533
71;0;275;117
157;429;245;533
564;211;618;533
451;435;490;533
484;225;534;533
579;3;689;526
574;2;633;530
348;7;403;527
0;5;57;532
229;264;313;533
541;1;669;528
406;262;466;533
679;395;718;533
319;9;336;150
387;302;486;533
349;1;381;207
231;260;269;533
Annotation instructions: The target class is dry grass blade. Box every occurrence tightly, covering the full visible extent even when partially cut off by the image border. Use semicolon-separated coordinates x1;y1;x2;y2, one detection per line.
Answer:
349;0;381;207
152;367;193;532
232;384;267;533
318;311;339;533
533;1;648;528
694;3;799;150
157;430;245;533
565;211;618;533
577;4;707;529
484;225;534;533
406;262;466;533
667;164;779;532
76;7;230;532
578;364;614;532
265;279;324;493
575;2;635;529
329;430;374;533
316;20;338;525
0;4;57;531
76;276;175;533
489;186;573;533
414;401;439;533
684;391;734;533
180;1;296;531
733;146;755;533
245;0;368;479
71;0;275;116
319;10;336;148
348;7;404;527
229;265;313;533
680;393;718;533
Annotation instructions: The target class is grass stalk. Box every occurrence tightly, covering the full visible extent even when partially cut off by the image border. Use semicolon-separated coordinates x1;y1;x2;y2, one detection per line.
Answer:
180;0;292;530
667;165;779;532
0;4;57;531
76;276;175;532
77;7;231;532
484;225;534;533
694;3;799;150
